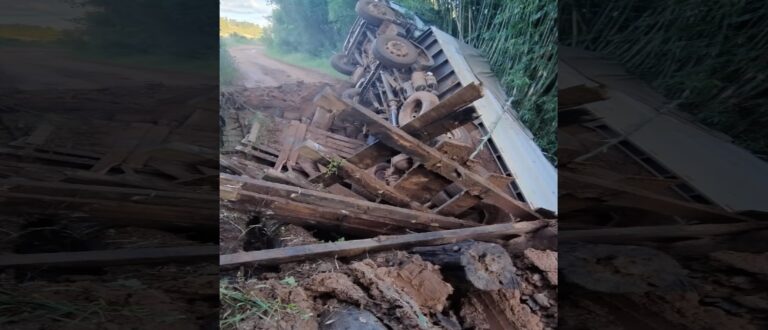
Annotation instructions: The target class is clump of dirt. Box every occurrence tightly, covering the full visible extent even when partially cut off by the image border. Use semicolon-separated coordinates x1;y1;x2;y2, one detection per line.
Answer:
349;259;441;329
523;248;558;286
306;272;369;305
383;254;454;313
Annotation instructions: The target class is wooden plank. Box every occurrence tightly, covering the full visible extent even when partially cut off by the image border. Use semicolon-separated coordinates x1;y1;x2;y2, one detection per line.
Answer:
124;125;171;168
327;183;366;200
435;139;474;164
244;119;262;145
486;173;514;190
273;121;299;170
91;123;150;174
263;168;317;189
308;126;365;145
0;246;217;267
393;165;451;204
313;86;348;112
221;190;406;236
410;105;480;142
287;122;309;168
221;174;477;230
310;107;334;131
343;98;541;220
298;141;428;211
434;191;481;217
235;145;278;163
220;220;549;266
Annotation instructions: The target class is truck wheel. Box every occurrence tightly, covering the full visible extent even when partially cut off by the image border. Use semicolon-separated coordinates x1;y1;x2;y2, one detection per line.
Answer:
355;0;396;26
440;127;473;146
331;53;356;75
398;91;439;126
373;35;418;69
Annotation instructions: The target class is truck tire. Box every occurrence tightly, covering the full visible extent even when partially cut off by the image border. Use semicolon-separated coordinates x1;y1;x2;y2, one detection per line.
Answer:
331;53;356;75
372;35;418;69
355;0;396;26
398;91;439;126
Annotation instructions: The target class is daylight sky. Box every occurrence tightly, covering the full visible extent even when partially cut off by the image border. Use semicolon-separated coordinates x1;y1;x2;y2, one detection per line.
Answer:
220;0;274;26
0;0;85;28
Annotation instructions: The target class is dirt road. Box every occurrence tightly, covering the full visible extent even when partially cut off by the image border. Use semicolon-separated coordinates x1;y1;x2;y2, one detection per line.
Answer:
227;45;341;88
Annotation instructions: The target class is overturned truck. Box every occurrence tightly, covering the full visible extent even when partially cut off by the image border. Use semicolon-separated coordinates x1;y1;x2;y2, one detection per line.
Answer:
220;0;557;329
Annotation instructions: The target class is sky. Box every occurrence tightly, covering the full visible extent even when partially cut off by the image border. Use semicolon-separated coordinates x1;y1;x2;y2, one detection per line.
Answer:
0;0;85;28
220;0;274;27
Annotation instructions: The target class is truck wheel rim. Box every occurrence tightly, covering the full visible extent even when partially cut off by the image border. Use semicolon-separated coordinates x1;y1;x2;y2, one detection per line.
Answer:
385;40;410;58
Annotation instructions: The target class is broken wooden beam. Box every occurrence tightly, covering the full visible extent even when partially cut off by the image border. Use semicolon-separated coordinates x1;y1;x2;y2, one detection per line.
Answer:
220;174;478;234
220;220;550;266
311;83;483;186
298;140;428;211
0;246;217;267
341;97;540;220
411;240;518;290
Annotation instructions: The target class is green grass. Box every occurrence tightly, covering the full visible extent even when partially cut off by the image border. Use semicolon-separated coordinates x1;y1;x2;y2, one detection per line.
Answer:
262;45;345;79
219;283;311;330
220;40;239;87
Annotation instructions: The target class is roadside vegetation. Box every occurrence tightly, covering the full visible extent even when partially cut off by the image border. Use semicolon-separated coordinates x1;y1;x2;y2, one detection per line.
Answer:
559;0;768;158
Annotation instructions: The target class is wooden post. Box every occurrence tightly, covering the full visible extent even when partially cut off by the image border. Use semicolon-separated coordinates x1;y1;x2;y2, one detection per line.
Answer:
220;220;549;266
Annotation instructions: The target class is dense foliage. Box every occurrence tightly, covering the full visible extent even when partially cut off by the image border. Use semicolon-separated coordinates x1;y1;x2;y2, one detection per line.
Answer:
69;0;218;59
559;0;768;157
220;18;264;39
266;0;355;57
